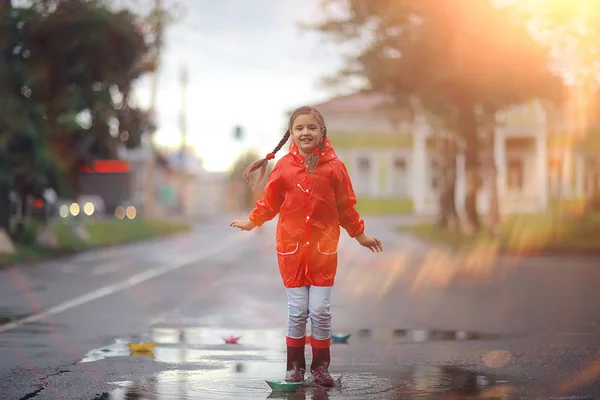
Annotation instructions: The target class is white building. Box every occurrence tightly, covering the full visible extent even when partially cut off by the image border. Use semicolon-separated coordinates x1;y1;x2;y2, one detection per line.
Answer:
126;145;228;220
311;92;600;216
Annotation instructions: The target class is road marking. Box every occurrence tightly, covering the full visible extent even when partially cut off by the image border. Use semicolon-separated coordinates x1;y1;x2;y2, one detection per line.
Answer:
0;232;251;333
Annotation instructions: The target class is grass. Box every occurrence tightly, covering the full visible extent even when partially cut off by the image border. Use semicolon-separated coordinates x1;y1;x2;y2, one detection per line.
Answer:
0;219;190;266
400;208;600;255
355;197;414;216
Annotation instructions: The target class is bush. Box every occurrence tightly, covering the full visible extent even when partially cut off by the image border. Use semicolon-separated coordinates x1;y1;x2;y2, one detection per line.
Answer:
11;221;41;245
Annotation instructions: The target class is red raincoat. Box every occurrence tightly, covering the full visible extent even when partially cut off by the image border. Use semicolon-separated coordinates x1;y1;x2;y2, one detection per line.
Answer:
249;138;365;288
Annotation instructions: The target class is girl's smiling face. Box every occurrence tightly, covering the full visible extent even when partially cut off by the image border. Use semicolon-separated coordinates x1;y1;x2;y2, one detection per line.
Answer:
291;113;324;158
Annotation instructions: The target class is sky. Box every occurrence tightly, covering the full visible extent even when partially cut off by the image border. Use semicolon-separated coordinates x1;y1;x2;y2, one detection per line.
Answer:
130;0;350;172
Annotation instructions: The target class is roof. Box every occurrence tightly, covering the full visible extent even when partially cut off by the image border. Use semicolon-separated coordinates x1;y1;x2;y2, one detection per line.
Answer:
310;92;400;115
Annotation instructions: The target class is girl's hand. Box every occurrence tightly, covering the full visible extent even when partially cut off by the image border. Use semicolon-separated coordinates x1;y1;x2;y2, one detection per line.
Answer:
230;219;256;231
355;233;383;253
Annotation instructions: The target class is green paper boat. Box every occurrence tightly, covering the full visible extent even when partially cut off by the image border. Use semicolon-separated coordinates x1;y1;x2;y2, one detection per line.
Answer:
265;380;303;392
331;333;352;343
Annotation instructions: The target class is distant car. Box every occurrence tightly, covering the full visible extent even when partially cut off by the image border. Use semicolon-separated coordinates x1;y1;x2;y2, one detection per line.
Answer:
10;191;54;222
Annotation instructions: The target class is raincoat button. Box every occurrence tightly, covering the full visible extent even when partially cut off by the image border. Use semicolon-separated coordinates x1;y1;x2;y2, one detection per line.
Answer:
306;216;310;220
306;241;310;245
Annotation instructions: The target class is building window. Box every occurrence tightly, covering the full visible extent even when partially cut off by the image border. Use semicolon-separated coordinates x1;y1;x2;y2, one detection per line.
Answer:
391;156;409;196
394;158;406;170
358;157;371;171
430;160;438;190
507;158;524;189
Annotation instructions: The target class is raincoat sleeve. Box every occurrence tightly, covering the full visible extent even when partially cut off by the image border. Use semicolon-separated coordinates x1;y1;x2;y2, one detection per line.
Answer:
249;162;284;227
334;161;365;238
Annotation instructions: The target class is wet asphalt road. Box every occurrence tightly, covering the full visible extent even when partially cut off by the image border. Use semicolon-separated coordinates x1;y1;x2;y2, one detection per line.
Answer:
1;215;600;399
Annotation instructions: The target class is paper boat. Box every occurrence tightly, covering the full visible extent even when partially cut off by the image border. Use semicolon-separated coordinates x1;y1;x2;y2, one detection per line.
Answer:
265;380;303;392
127;342;156;352
223;335;241;344
130;350;154;357
331;333;352;344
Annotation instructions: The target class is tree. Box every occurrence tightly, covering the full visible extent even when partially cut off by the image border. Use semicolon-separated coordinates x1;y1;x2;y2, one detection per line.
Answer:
0;2;55;234
0;0;155;238
0;1;16;233
517;0;600;213
24;0;152;194
312;0;563;232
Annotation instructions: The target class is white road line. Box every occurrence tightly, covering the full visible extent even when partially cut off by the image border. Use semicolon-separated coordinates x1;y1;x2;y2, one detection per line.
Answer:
0;232;251;333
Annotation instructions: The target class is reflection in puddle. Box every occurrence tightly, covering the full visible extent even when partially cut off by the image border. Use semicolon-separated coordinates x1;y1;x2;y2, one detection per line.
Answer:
79;326;501;364
79;342;269;365
78;327;283;364
150;325;287;348
98;363;503;400
352;328;502;344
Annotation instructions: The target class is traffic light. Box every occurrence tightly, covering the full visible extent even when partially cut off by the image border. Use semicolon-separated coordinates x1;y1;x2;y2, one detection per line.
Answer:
233;125;243;141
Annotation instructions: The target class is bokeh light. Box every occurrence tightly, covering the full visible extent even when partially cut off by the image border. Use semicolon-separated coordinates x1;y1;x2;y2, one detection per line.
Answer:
59;205;69;218
69;203;80;216
126;206;137;220
83;202;95;216
115;206;126;220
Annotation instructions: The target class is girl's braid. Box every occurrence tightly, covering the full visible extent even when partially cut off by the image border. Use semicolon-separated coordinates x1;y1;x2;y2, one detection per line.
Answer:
273;129;291;154
243;129;290;189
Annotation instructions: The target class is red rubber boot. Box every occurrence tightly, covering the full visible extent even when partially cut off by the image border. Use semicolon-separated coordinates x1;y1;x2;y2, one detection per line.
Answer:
311;347;334;387
285;345;306;382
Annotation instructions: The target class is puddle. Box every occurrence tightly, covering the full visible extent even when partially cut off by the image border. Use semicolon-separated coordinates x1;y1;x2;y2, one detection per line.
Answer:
96;364;503;399
79;326;499;364
79;325;505;365
83;326;510;398
351;328;502;343
79;341;271;365
78;327;286;364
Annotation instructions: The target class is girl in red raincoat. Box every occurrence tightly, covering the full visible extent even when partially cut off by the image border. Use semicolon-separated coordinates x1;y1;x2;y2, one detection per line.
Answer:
230;106;383;387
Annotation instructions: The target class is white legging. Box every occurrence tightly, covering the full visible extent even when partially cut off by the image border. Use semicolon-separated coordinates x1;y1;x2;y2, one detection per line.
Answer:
286;285;332;340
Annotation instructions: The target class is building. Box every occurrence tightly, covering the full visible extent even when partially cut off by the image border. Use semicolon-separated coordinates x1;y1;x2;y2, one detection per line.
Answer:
309;92;600;216
126;145;228;220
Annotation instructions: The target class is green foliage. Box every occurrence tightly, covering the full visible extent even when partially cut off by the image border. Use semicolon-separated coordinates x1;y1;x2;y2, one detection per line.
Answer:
313;0;563;125
0;0;157;233
24;0;153;176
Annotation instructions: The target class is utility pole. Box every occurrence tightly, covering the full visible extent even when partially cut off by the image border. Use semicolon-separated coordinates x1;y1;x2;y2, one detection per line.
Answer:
179;64;188;160
178;64;188;215
143;0;163;219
